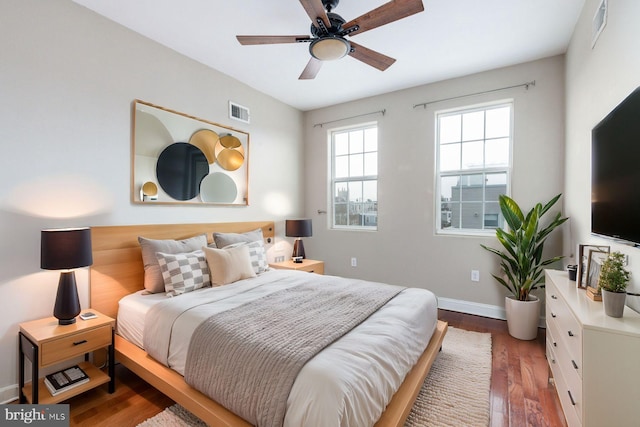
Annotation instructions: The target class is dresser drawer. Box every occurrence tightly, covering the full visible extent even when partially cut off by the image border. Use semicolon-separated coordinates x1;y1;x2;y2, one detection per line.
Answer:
551;358;582;427
547;286;582;370
546;323;559;362
548;314;582;379
548;324;581;427
41;325;112;367
551;329;583;418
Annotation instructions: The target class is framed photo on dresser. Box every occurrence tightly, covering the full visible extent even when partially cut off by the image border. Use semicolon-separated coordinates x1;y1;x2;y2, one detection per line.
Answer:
576;244;609;289
586;249;608;290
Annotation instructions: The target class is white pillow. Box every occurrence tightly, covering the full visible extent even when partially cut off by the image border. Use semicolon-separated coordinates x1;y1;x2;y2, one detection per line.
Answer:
156;250;210;297
202;245;256;286
223;240;268;274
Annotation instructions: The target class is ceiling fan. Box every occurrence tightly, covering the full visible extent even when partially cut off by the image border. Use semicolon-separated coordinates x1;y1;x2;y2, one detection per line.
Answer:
236;0;425;79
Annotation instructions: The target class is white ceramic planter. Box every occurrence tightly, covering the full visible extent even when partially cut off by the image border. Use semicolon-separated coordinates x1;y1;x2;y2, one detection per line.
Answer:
505;295;541;340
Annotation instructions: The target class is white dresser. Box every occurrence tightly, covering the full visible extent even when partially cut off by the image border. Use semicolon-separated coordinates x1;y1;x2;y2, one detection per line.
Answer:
545;269;640;427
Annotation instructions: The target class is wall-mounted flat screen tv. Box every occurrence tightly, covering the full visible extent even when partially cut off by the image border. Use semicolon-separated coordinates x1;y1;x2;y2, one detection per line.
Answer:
591;86;640;246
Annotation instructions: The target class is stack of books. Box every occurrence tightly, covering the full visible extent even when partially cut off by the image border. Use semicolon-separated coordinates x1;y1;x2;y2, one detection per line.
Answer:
44;365;89;396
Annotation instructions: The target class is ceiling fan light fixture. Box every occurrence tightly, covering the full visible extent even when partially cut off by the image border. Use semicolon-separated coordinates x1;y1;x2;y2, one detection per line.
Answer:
310;37;350;61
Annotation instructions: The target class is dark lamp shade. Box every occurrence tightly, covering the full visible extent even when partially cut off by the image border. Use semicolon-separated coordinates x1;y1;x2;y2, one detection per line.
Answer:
41;227;92;325
285;219;312;238
41;227;93;270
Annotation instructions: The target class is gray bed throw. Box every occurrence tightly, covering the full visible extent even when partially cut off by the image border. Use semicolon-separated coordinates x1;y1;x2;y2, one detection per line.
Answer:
184;279;404;427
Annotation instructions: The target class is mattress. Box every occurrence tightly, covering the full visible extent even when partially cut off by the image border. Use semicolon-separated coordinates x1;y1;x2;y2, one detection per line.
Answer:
117;269;438;427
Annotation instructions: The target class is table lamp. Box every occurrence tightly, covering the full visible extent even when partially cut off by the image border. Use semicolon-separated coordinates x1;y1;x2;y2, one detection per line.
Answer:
285;219;312;262
41;227;93;325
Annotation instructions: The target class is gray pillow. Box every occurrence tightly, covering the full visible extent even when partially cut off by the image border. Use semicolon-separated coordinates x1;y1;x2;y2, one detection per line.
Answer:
138;234;208;293
212;228;264;248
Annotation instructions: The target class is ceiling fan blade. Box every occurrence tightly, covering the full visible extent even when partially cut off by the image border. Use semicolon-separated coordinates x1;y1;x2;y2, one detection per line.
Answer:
344;0;424;36
348;41;396;71
236;35;311;45
299;57;323;80
299;0;331;29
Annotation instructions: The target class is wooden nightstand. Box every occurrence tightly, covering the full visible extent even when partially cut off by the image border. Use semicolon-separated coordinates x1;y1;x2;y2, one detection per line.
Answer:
18;309;115;404
270;259;324;274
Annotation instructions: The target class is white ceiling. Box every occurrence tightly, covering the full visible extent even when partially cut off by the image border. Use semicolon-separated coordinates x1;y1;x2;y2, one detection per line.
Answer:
72;0;585;111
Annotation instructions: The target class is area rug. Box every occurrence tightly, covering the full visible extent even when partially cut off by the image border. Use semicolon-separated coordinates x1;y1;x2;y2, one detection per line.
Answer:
137;327;492;427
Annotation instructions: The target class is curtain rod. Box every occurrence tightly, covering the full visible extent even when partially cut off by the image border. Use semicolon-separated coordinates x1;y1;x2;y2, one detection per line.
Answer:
413;81;536;109
313;109;386;128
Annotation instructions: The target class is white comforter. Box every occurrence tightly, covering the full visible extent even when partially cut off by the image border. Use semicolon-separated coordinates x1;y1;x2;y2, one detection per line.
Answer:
117;269;438;427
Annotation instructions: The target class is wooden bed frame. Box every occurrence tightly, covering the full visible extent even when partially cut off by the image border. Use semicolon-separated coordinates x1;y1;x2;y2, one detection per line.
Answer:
89;221;447;427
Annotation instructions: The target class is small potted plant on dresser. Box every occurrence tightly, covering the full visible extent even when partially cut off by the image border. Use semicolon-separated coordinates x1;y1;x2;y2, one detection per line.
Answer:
481;194;568;340
598;251;630;318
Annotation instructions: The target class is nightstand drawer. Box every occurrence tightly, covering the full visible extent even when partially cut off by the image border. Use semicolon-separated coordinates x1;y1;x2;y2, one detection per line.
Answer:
270;259;324;275
41;325;112;366
297;264;324;274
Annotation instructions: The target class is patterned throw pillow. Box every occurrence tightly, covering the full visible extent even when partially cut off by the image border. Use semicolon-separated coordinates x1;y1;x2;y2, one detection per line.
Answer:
156;250;211;297
224;240;268;274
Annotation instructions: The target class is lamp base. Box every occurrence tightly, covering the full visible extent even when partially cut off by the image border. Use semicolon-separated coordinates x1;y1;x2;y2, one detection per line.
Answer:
292;238;306;260
54;271;81;325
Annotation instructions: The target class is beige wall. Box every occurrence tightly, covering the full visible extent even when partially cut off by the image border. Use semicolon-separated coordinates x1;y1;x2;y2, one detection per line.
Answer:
564;0;640;311
0;0;303;401
303;56;566;313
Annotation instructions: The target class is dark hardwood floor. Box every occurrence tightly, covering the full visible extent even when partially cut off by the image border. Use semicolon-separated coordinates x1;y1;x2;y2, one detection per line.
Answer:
61;310;567;426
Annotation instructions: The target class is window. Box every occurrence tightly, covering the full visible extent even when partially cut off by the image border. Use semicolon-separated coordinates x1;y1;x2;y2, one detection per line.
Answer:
436;102;512;234
331;124;378;230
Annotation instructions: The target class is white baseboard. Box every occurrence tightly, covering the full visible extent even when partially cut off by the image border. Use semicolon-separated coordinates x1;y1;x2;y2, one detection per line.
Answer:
0;384;18;404
438;297;546;328
438;297;506;319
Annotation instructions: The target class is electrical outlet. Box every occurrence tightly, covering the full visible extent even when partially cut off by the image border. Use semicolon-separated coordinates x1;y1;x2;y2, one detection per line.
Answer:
471;270;480;282
351;257;357;267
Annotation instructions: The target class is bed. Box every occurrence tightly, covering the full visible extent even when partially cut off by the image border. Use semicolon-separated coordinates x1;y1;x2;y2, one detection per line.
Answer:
89;221;447;427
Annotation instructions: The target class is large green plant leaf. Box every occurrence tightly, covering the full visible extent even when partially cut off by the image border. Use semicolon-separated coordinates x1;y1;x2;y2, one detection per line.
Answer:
499;195;523;230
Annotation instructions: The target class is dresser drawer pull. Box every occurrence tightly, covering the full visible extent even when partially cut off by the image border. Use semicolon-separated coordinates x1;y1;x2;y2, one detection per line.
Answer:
572;360;578;370
551;295;558;300
568;390;576;406
567;331;574;337
551;312;557;318
73;339;88;346
553;341;557;347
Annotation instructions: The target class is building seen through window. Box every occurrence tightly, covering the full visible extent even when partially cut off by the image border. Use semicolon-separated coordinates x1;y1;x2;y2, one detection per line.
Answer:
331;124;378;230
436;102;512;234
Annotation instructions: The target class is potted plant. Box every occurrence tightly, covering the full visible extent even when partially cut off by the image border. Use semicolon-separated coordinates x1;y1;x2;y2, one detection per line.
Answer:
481;194;568;340
598;251;630;318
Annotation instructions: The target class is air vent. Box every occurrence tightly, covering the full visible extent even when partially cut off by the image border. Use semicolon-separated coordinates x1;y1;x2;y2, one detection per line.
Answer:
229;101;250;124
592;0;607;48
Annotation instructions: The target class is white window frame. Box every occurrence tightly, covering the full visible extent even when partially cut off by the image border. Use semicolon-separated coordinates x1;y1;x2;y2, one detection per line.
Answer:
435;100;513;236
330;122;378;231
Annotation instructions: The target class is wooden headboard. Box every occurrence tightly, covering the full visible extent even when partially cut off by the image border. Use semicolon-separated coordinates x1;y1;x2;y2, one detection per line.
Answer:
90;221;275;318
